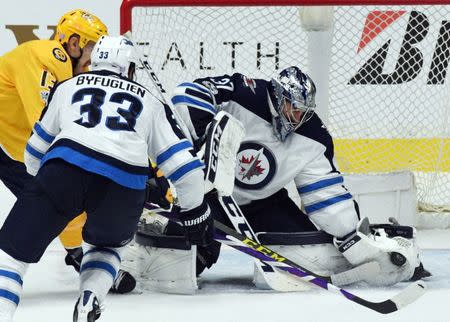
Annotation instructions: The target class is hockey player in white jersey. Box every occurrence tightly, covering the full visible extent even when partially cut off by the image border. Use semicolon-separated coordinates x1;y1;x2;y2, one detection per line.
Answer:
0;35;211;322
137;66;429;293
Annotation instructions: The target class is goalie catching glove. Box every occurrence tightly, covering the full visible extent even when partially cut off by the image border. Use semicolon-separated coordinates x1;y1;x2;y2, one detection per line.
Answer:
334;217;427;286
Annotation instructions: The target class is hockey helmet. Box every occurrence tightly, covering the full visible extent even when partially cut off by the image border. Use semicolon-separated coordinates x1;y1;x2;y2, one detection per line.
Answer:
91;35;138;78
54;9;108;49
270;66;316;141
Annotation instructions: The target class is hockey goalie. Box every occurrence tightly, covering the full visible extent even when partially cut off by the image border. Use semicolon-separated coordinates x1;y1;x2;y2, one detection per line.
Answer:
125;66;430;294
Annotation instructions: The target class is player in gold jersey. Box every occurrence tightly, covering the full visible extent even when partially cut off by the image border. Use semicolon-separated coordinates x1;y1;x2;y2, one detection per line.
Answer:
0;9;136;293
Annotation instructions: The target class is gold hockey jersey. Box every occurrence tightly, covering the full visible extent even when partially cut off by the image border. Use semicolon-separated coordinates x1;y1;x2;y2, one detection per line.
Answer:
0;39;73;162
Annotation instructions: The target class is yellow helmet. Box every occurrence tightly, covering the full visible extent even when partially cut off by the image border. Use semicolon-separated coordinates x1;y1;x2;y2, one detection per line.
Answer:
54;9;108;49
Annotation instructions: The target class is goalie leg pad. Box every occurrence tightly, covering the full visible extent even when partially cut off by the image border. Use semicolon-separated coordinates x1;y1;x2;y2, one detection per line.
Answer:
253;231;352;291
133;231;198;295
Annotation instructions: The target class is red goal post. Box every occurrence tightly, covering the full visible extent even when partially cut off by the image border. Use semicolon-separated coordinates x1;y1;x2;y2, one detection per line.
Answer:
121;0;450;33
120;0;450;216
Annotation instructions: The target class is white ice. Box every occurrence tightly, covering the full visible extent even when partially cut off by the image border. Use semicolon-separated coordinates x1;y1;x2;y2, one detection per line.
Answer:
1;183;449;322
5;230;447;322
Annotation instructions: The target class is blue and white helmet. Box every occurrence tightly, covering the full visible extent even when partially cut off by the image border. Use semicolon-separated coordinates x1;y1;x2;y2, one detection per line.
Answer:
270;66;316;141
91;35;138;78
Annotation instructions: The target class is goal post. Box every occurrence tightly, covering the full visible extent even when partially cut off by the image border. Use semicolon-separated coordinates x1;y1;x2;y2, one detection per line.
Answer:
120;0;449;225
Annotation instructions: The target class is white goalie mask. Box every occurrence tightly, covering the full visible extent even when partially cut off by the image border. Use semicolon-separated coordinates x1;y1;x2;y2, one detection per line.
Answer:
91;35;138;79
270;66;316;141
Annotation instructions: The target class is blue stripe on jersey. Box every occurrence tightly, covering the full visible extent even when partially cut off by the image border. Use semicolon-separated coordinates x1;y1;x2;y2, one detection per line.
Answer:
305;193;353;214
297;176;344;194
156;140;193;165
0;269;23;286
25;144;44;160
33;123;55;144
50;139;149;175
0;289;20;305
171;95;216;114
80;261;117;279
84;248;121;262
167;159;204;182
41;147;147;189
178;82;211;94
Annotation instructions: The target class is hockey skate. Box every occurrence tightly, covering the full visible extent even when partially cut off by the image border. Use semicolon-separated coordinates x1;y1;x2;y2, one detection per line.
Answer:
110;269;136;294
73;291;101;322
65;248;136;294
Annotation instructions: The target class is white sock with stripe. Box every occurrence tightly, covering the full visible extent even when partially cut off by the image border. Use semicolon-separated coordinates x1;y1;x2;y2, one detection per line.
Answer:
79;243;124;305
0;249;28;321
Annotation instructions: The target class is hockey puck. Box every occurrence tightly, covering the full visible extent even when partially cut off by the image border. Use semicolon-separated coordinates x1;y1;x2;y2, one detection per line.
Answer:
390;252;407;266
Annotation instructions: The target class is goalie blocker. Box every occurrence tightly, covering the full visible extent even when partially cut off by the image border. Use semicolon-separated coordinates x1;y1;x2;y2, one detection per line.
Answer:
203;110;245;196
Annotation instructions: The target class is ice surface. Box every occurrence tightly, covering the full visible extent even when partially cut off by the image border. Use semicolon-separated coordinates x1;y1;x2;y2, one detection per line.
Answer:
12;238;450;322
1;181;449;322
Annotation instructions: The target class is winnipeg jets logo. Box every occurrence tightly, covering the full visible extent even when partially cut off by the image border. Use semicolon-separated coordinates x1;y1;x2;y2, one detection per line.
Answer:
242;76;256;94
235;142;276;190
239;148;265;180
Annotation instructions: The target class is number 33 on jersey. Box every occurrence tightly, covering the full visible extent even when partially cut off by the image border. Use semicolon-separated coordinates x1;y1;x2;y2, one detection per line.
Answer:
24;70;203;191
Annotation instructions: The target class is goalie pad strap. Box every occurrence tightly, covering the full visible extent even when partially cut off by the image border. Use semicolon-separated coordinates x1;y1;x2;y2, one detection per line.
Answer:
135;231;191;250
370;224;415;239
256;231;333;245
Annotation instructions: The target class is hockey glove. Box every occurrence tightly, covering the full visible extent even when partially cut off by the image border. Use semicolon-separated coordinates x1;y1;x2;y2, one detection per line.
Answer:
179;201;213;247
145;166;173;210
65;247;83;272
334;217;421;286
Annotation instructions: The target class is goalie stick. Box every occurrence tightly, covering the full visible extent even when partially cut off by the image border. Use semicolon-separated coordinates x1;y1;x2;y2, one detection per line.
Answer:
219;194;320;291
217;194;380;290
123;31;296;290
125;32;425;308
213;220;426;314
142;205;425;314
128;41;384;290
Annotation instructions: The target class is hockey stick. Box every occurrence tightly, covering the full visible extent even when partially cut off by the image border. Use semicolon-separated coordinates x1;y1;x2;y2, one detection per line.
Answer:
218;194;322;291
125;32;425;308
143;202;378;287
141;205;425;314
213;219;426;314
217;194;382;289
131;44;382;290
124;30;195;145
124;31;296;290
123;31;167;101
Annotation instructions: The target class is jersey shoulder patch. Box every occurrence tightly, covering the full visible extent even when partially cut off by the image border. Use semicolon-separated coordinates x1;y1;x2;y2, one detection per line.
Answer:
52;47;67;62
295;113;333;148
30;40;72;80
230;77;272;123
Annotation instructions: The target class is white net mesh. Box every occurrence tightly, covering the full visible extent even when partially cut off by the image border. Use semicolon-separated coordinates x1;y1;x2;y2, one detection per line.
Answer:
125;3;449;212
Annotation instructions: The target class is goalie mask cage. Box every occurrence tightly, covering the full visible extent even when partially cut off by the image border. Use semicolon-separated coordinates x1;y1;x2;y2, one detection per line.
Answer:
121;0;449;216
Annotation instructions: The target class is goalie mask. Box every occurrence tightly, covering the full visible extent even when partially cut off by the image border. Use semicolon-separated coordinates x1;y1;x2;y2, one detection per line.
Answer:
91;35;138;79
270;66;316;141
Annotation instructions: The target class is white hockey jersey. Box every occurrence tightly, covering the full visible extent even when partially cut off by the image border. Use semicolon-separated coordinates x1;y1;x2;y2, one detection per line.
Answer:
171;73;359;237
25;70;204;211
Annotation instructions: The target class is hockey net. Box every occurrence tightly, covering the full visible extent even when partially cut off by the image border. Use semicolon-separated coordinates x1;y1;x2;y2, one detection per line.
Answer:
121;0;449;217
